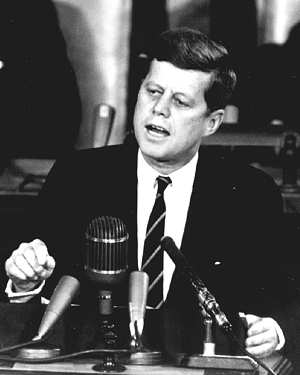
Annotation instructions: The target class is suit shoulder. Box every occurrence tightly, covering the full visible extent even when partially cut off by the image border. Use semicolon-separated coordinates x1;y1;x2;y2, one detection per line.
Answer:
221;158;282;209
40;144;137;198
58;144;134;166
219;157;278;189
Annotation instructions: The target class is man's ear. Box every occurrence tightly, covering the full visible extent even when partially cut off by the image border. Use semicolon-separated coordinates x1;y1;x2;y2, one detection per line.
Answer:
204;109;224;137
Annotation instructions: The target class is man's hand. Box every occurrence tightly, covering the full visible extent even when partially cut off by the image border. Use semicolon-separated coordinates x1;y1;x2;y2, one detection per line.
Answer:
245;314;279;358
5;239;55;293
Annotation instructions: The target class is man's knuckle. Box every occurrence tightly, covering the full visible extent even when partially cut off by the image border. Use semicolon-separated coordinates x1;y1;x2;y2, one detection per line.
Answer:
32;239;46;248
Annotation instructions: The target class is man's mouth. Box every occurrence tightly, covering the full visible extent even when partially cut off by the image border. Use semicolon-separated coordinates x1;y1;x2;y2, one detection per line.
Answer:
145;124;170;136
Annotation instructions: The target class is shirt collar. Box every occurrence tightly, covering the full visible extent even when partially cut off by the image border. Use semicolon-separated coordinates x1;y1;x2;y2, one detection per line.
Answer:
137;149;198;189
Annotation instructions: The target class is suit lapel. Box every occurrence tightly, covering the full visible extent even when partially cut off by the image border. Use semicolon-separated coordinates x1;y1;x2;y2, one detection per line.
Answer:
180;151;225;261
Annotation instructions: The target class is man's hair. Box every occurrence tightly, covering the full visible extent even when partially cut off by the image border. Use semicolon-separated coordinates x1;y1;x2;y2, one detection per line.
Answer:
151;27;237;112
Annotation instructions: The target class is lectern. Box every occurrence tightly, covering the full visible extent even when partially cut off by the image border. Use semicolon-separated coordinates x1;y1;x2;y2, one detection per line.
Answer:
179;354;258;374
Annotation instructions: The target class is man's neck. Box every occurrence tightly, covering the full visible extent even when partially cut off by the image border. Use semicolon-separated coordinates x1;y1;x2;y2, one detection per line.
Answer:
141;152;198;175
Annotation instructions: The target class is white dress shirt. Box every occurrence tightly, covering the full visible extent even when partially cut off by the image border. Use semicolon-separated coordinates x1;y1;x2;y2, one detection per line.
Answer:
137;150;198;300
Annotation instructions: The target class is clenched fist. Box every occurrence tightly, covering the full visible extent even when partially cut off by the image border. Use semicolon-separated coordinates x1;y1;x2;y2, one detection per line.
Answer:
5;239;55;293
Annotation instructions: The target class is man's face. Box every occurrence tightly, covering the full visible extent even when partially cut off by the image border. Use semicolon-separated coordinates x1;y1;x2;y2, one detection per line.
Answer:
133;60;223;173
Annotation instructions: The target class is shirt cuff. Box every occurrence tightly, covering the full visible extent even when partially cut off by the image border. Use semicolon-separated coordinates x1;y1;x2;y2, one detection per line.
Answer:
5;279;45;303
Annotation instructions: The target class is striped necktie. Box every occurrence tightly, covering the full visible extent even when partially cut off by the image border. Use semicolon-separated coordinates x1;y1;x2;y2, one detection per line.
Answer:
141;175;171;309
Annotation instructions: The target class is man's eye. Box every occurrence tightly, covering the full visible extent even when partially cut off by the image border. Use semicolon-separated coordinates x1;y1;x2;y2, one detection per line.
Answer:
174;98;188;107
147;87;160;96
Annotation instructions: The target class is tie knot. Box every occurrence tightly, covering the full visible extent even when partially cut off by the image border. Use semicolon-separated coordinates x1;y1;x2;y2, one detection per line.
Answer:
156;175;171;195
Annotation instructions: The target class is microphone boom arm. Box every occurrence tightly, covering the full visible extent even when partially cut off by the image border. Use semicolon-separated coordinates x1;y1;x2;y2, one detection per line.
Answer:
161;236;232;332
191;276;232;331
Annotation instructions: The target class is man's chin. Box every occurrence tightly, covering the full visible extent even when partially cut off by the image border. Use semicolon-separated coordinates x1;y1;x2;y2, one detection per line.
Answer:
140;145;168;160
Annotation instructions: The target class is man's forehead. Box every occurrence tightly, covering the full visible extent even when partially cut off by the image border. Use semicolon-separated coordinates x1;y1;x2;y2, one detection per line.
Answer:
147;59;212;93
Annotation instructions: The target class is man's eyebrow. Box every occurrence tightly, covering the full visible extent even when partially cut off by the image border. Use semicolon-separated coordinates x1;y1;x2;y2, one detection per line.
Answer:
144;80;164;90
144;80;195;103
145;80;160;86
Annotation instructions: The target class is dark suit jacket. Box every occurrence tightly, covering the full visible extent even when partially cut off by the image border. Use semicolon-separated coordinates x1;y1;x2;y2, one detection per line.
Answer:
28;143;300;365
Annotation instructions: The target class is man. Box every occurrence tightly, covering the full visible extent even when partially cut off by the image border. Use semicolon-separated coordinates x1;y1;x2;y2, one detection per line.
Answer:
4;28;300;367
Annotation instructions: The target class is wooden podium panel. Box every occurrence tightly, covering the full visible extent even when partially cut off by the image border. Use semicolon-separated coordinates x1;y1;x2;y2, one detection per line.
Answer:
0;360;256;375
0;363;200;375
0;354;288;375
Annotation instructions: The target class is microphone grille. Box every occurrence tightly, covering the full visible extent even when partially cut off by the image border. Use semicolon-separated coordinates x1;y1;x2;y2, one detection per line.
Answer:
85;216;129;272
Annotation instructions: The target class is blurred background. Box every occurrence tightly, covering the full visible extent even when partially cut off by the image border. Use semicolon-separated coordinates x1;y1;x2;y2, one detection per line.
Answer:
0;0;300;292
2;0;300;153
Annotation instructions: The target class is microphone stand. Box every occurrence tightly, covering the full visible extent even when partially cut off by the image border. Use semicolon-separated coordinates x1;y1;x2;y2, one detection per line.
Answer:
93;289;126;373
127;317;163;365
84;275;129;373
126;271;163;365
178;291;280;375
179;308;259;374
201;308;216;356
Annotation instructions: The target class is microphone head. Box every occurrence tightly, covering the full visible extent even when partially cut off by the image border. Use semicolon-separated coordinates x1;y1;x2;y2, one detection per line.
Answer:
84;216;129;287
128;271;149;339
35;275;80;340
129;271;149;323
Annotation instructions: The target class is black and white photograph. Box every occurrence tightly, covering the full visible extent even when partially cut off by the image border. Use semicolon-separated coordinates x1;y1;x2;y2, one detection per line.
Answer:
0;1;299;374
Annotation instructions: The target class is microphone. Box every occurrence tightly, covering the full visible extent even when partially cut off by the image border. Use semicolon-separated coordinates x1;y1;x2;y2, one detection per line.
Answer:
33;275;80;341
160;236;232;332
128;271;149;342
160;241;279;375
84;215;128;289
33;215;128;342
84;216;129;372
19;276;79;360
127;271;163;365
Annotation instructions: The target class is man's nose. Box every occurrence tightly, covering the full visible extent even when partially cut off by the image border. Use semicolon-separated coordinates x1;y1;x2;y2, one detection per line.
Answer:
152;95;171;117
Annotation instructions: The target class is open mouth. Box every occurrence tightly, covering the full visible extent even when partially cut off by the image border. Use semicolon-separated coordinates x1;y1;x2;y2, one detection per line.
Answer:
145;124;170;136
